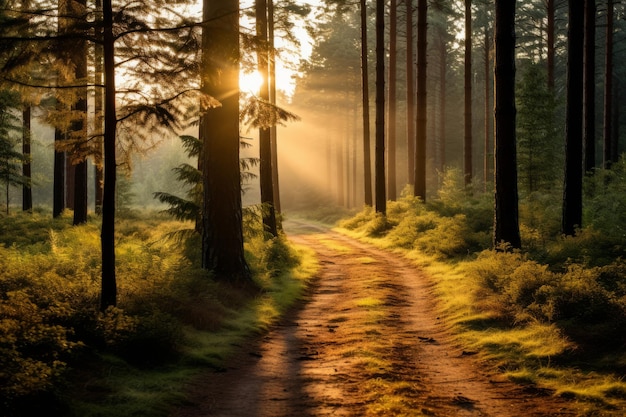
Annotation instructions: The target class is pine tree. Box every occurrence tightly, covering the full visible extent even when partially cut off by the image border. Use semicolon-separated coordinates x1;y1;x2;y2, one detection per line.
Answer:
493;0;521;249
200;0;251;282
0;89;28;215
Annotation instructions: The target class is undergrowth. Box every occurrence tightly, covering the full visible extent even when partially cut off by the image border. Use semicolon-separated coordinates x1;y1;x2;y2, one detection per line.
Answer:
338;166;626;414
0;208;317;417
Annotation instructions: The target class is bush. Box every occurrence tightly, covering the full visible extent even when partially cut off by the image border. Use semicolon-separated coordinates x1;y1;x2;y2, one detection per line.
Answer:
470;251;626;340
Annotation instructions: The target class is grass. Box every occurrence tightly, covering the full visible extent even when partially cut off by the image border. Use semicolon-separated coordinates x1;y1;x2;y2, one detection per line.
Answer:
335;183;626;415
0;209;319;417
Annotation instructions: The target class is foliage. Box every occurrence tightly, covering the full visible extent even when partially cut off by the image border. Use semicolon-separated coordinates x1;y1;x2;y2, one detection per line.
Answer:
516;63;561;194
337;163;626;411
340;171;492;258
0;211;314;416
0;89;28;212
153;135;201;224
584;158;626;241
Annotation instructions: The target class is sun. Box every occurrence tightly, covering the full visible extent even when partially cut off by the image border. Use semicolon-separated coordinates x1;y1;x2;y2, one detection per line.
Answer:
240;70;264;94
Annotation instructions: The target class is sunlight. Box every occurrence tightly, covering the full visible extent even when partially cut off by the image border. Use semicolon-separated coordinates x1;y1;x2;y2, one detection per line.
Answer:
240;70;264;94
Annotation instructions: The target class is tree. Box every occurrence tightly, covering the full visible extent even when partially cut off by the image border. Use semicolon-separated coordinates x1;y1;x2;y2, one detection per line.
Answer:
153;135;202;230
268;0;280;214
584;0;596;172
360;0;373;206
94;0;104;215
406;0;415;186
100;0;117;310
414;0;427;201
69;0;89;226
493;0;521;249
256;0;278;237
546;0;555;90
562;0;584;236
0;89;27;215
200;0;251;281
602;0;615;168
517;63;559;194
464;0;472;186
483;17;491;190
375;0;386;214
22;103;32;212
387;0;398;201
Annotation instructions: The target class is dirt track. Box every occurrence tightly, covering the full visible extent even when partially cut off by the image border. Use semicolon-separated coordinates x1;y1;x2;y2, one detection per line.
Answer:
172;220;581;417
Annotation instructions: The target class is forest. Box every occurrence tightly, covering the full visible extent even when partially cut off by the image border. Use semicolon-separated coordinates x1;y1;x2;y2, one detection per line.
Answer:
1;0;626;416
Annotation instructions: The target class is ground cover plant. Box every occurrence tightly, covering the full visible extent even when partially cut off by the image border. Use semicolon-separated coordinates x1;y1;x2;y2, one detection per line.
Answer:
337;166;626;414
0;209;317;417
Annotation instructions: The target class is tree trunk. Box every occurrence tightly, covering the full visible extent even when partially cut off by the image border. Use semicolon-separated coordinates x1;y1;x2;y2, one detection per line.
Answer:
337;125;345;206
100;0;117;311
438;28;446;175
493;0;521;249
387;0;397;201
72;0;88;226
94;0;104;215
375;0;386;214
53;124;65;218
464;0;472;186
414;0;427;201
268;0;281;215
406;0;415;187
547;0;555;90
201;0;251;282
22;105;32;212
256;0;277;237
484;25;491;191
360;0;373;206
584;0;596;172
562;0;584;236
603;0;614;168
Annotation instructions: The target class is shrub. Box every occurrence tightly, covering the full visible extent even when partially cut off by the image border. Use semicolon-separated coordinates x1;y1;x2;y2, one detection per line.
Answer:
0;290;81;404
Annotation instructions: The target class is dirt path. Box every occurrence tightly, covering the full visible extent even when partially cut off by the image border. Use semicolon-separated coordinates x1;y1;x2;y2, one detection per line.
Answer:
172;221;580;417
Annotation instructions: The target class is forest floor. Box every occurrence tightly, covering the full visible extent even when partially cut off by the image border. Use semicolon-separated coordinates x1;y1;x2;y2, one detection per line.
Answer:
171;220;584;417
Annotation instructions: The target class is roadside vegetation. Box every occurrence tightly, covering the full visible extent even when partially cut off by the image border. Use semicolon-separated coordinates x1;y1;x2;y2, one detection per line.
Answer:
337;163;626;415
0;209;317;417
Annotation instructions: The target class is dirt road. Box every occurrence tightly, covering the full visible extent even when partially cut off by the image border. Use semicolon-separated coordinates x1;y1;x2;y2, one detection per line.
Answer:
172;221;580;416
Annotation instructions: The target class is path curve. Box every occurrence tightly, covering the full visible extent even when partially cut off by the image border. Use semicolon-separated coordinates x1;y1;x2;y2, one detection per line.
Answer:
172;220;579;417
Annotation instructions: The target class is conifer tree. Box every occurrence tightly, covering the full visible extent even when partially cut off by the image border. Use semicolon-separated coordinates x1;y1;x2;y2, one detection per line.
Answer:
200;0;251;281
493;0;521;249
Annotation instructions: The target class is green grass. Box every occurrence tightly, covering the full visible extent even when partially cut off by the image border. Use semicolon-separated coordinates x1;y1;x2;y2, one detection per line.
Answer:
336;184;626;415
0;210;318;417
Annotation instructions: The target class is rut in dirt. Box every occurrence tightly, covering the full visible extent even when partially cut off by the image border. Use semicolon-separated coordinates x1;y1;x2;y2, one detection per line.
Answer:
172;220;579;417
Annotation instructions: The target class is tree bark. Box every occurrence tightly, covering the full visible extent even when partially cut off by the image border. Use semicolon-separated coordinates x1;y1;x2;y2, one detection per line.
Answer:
387;0;397;201
22;105;32;212
464;0;472;186
414;0;427;201
72;0;88;226
375;0;386;214
562;0;584;236
257;0;278;237
268;0;281;215
100;0;117;311
53;124;65;218
584;0;596;172
602;0;614;168
493;0;521;249
201;0;251;281
546;0;555;90
438;28;446;174
360;0;373;206
484;25;490;190
94;0;104;215
406;0;415;186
